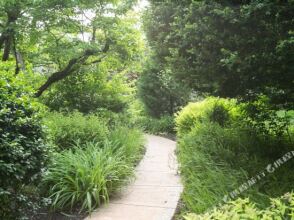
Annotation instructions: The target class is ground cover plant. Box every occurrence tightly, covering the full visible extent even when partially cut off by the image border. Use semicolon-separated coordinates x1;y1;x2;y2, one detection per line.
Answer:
108;127;146;165
43;127;145;214
184;192;294;220
175;97;294;217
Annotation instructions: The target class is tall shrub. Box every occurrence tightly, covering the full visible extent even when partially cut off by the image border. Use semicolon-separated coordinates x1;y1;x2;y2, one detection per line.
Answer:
0;63;49;219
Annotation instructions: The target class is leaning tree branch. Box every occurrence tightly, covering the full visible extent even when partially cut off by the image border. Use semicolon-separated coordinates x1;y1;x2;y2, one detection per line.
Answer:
35;40;110;97
84;54;107;65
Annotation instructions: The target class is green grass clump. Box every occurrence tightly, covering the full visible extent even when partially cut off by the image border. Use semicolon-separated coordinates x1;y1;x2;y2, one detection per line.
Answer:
177;123;262;213
44;111;109;151
176;97;294;216
44;142;133;213
44;127;145;214
108;127;145;165
184;192;294;220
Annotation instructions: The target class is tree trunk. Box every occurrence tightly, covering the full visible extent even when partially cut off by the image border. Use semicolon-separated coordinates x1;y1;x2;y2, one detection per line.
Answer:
1;9;20;61
2;34;12;61
0;34;6;49
13;37;19;74
35;57;81;97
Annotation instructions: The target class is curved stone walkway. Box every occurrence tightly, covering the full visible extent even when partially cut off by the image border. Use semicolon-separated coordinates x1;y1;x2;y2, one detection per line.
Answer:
87;134;183;220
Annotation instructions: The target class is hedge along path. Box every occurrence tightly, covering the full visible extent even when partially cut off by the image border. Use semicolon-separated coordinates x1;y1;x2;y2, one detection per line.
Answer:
86;134;183;220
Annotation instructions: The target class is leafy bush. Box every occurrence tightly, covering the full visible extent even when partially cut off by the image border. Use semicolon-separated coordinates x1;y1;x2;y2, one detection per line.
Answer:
242;95;294;138
0;63;50;219
175;97;239;136
184;192;294;220
44;112;109;151
44;142;133;213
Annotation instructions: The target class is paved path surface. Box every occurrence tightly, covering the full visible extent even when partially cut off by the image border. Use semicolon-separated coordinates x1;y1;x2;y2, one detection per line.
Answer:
87;134;183;220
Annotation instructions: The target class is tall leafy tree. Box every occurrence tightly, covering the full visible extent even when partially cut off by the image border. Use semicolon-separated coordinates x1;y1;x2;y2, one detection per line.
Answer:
144;0;294;109
139;2;190;117
0;0;139;96
138;58;190;117
42;12;145;113
0;0;35;71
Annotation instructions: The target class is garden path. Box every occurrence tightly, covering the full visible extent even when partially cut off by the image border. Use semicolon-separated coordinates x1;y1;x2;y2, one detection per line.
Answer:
86;134;183;220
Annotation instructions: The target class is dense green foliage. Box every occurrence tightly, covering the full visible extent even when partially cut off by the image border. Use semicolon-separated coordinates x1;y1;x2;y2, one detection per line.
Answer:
144;0;294;109
0;0;143;97
42;70;132;114
40;13;144;113
138;59;190;117
0;63;50;219
138;0;191;118
176;97;294;215
42;109;145;214
108;127;145;165
44;112;109;151
241;96;294;138
185;192;294;220
39;111;145;215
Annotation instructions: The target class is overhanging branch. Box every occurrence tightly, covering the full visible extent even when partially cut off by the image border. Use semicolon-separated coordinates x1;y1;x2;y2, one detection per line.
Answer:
35;40;110;97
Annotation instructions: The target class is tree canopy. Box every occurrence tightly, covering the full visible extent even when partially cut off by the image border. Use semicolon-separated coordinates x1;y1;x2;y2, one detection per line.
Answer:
0;0;142;97
143;0;294;109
